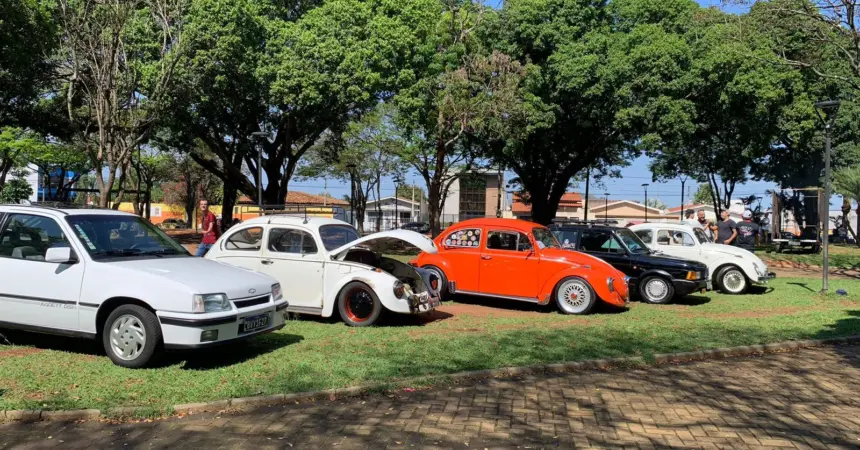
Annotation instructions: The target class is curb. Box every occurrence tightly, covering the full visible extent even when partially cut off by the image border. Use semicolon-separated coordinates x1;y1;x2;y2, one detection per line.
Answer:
3;335;859;424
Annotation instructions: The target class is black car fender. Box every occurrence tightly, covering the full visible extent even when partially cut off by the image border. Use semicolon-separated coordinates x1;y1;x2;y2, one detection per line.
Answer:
636;269;674;284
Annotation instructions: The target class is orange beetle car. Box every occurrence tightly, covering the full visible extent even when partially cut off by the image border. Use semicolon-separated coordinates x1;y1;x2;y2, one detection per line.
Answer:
410;218;629;314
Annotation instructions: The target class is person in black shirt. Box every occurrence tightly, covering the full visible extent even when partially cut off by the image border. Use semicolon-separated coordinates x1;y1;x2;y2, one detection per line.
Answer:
716;210;738;245
735;210;759;252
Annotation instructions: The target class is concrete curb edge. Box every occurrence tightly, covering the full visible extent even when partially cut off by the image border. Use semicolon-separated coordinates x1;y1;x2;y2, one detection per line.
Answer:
3;335;859;423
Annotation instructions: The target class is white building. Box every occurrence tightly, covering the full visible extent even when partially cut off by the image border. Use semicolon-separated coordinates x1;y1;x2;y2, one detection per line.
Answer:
24;164;39;202
363;197;421;231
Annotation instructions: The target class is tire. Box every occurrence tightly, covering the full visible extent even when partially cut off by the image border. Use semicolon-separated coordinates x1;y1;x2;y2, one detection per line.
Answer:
102;305;162;368
716;266;748;295
337;282;383;327
639;276;675;304
422;265;449;300
553;277;597;315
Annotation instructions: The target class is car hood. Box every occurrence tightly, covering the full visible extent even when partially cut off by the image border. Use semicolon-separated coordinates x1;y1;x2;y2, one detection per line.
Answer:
330;229;438;259
541;248;626;276
110;257;276;299
631;252;708;270
701;243;768;266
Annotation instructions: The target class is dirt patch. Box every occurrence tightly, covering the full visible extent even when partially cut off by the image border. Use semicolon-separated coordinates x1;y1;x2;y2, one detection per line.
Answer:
436;303;549;319
0;348;44;358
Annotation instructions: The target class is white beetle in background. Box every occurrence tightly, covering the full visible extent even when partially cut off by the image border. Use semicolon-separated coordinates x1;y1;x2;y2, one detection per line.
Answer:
629;223;775;294
206;216;442;326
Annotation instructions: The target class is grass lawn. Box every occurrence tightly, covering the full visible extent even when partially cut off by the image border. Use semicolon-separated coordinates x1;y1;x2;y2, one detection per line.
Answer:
759;244;860;269
1;277;859;415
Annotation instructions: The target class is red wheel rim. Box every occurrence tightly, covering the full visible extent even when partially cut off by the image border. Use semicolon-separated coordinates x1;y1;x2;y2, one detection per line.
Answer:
344;287;374;323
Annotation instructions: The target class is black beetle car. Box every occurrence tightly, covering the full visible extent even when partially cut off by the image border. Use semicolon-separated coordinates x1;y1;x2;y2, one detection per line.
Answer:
550;221;710;304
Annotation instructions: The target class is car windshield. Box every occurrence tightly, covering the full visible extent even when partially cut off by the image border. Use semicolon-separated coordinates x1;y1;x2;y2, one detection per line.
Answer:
65;215;189;260
615;228;650;254
319;224;360;251
532;227;559;249
693;227;710;244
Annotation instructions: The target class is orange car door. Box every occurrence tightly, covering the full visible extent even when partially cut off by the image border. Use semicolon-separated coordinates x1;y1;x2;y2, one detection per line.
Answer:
438;226;484;292
478;229;538;299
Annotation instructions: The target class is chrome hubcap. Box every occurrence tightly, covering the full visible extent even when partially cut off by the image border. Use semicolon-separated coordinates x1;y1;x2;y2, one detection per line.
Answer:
723;270;746;293
645;279;668;301
109;315;146;361
558;280;591;313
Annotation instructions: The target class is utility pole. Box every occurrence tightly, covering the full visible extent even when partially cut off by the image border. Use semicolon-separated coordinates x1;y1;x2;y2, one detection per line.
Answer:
642;183;650;222
584;168;590;221
814;99;840;294
679;176;687;220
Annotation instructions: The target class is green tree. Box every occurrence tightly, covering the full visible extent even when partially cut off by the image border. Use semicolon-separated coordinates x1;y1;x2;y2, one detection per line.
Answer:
0;169;34;203
56;0;187;208
0;127;42;191
169;0;436;224
300;105;406;233
692;183;714;206
0;0;57;127
481;0;697;224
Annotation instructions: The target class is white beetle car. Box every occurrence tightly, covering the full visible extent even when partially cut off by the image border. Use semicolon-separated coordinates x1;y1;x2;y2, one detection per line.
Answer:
0;205;288;368
205;216;442;326
630;223;775;294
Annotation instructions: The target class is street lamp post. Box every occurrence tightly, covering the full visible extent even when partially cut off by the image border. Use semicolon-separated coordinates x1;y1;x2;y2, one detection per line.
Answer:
346;163;357;227
642;183;650;222
604;192;609;222
251;131;270;212
393;175;404;230
814;99;841;294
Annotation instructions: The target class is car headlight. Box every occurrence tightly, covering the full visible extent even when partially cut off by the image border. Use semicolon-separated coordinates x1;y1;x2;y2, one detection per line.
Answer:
607;277;616;293
393;281;406;299
685;271;704;280
272;283;283;301
192;293;231;313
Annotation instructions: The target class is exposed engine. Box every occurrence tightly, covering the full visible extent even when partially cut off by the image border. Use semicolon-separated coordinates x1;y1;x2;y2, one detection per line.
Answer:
343;248;439;298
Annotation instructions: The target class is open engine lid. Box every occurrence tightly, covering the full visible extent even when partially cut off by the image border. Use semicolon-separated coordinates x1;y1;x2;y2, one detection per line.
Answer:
329;229;438;260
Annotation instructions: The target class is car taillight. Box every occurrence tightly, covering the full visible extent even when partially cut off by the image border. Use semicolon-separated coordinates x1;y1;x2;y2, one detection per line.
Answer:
430;277;439;291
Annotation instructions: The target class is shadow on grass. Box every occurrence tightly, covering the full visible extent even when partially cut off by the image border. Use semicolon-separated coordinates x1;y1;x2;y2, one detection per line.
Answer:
788;281;815;293
285;309;454;328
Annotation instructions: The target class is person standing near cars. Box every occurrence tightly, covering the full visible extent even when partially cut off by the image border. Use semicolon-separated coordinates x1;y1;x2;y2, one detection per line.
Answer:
195;200;219;256
697;210;717;241
683;209;699;227
716;210;738;245
735;210;759;252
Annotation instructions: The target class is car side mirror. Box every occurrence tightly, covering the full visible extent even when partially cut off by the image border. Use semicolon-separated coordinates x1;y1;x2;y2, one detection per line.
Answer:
45;247;76;264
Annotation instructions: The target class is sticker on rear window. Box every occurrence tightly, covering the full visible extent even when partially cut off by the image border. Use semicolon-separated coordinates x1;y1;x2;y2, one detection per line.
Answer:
74;224;97;250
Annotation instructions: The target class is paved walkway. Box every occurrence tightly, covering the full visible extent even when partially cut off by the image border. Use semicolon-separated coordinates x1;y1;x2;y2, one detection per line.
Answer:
3;345;860;449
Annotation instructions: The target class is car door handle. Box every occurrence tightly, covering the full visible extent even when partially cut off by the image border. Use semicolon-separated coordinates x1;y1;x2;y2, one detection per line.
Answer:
262;260;274;265
481;255;492;260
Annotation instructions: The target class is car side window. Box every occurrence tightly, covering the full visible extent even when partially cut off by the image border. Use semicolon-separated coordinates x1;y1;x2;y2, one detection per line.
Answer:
444;228;481;248
268;228;318;254
634;229;653;244
224;227;263;251
553;230;578;249
0;214;69;262
486;230;530;251
580;230;623;254
656;230;672;245
675;231;696;247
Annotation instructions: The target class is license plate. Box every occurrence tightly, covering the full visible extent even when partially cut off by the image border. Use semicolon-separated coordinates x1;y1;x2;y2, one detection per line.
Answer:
419;298;442;312
789;241;800;246
240;313;269;334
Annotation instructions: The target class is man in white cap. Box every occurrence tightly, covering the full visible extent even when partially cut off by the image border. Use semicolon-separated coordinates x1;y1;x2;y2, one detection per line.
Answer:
735;209;759;253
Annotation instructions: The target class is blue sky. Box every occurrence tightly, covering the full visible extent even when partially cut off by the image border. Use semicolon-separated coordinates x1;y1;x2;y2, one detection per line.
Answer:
289;0;809;211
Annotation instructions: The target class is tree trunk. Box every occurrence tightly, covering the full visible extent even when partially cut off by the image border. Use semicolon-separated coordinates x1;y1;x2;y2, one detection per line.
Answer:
185;178;197;228
427;179;443;237
222;185;237;225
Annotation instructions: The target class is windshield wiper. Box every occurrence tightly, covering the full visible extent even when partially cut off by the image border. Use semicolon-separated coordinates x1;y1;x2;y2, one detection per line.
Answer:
90;249;144;257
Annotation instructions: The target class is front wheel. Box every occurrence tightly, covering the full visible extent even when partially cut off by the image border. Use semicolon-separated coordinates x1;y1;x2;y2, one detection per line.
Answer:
338;282;383;327
102;305;162;368
554;277;597;315
639;276;674;304
716;267;748;295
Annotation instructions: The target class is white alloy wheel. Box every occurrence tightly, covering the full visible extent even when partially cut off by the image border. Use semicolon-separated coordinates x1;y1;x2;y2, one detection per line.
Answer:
109;314;147;361
643;278;671;303
721;268;747;294
556;278;594;314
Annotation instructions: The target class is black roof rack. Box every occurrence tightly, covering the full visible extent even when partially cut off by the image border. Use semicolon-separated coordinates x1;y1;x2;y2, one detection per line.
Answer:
550;218;620;226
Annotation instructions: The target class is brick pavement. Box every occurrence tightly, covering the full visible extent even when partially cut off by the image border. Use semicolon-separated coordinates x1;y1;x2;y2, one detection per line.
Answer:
2;344;860;449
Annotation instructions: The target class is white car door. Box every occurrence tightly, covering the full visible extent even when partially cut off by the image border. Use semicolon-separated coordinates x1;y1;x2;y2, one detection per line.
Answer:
659;229;702;261
0;213;84;331
259;227;324;309
210;225;266;272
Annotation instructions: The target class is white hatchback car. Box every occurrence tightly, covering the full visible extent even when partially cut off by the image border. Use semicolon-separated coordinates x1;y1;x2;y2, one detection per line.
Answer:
205;216;442;326
0;205;288;368
630;223;775;294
